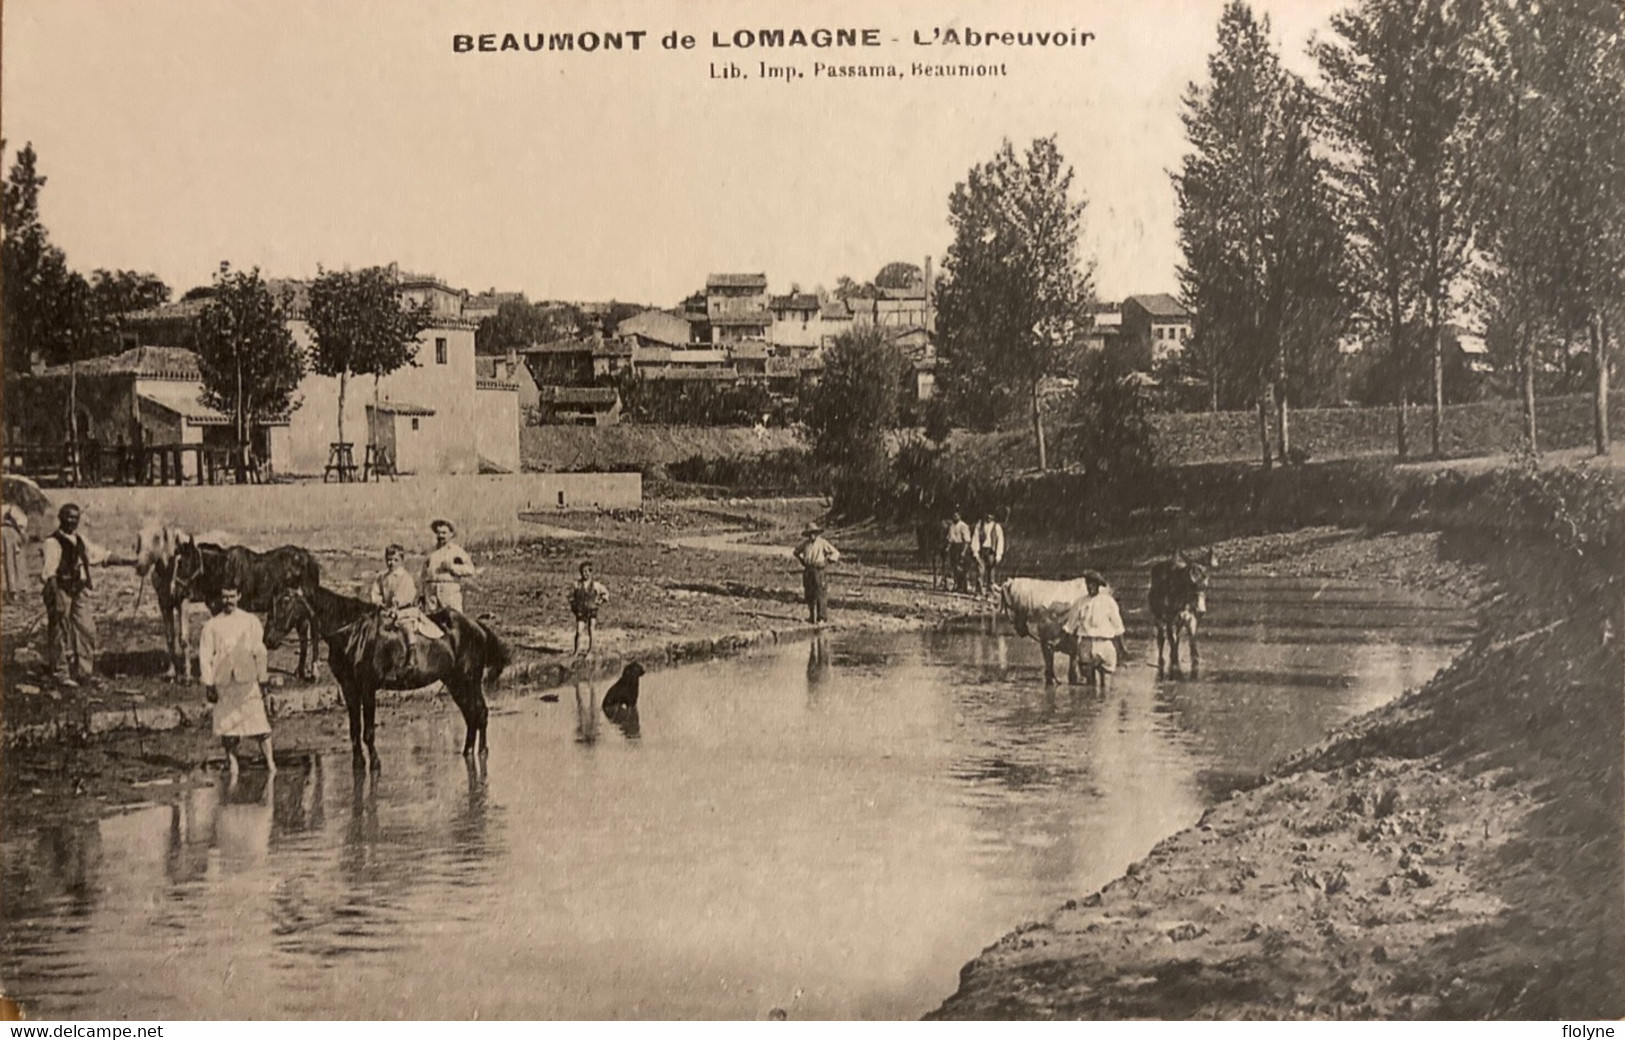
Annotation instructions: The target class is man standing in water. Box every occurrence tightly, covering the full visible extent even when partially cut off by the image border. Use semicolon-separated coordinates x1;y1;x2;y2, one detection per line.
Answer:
200;581;275;778
1062;570;1126;689
793;523;840;623
422;519;477;613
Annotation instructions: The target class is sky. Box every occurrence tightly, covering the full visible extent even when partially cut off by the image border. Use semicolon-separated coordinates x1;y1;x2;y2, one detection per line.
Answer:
2;0;1342;308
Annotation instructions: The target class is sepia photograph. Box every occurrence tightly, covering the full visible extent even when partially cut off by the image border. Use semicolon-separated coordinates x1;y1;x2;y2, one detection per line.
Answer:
1;0;1621;1023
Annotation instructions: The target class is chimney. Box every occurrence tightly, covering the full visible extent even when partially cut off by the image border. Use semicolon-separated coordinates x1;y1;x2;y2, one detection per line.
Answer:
923;255;934;325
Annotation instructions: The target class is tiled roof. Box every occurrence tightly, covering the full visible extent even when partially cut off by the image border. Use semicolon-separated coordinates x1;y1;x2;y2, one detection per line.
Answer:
34;346;202;382
135;383;293;426
476;379;521;392
523;339;596;354
373;400;437;416
541;387;619;406
641;368;740;382
769;293;821;312
709;311;771;326
668;350;730;366
1126;293;1192;319
706;273;768;289
616;309;693;347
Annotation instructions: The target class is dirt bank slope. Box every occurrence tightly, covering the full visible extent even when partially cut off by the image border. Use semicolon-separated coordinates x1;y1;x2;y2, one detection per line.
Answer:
930;481;1624;1020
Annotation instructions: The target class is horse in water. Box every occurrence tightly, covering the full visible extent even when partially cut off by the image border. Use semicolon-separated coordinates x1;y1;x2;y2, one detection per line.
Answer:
174;537;322;680
1148;547;1214;676
264;586;511;770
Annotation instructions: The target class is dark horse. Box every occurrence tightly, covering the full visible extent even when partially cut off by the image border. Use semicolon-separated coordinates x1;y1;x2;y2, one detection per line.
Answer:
265;586;512;770
173;537;323;680
915;517;951;589
1148;548;1214;676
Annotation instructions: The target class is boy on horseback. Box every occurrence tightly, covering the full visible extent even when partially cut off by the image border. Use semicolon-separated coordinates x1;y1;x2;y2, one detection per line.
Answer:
370;544;441;671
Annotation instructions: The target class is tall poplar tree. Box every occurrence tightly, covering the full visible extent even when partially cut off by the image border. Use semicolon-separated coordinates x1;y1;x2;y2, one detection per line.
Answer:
1175;1;1349;460
1316;0;1483;459
936;136;1092;471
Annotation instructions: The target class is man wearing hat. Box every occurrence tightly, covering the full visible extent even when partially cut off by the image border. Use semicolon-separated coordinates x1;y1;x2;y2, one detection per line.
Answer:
792;523;841;623
1062;570;1126;689
40;503;108;686
972;510;1006;599
199;581;274;778
422;519;477;614
946;510;973;593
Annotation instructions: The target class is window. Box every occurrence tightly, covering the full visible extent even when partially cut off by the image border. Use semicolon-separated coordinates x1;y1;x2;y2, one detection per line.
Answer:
411;417;420;431
435;337;448;365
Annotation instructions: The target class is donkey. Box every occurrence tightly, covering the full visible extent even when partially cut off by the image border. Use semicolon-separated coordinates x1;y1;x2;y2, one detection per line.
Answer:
1148;547;1215;676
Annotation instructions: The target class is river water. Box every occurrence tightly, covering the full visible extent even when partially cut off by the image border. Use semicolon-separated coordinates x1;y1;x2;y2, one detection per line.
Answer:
1;576;1469;1020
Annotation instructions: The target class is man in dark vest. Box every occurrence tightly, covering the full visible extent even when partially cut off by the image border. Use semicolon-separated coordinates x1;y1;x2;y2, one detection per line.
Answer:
41;503;103;686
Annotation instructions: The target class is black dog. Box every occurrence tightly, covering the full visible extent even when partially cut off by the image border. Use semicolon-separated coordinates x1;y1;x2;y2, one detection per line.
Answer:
602;662;644;738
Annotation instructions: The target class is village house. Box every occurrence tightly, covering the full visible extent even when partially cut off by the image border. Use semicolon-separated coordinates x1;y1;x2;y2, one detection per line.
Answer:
111;275;520;478
704;273;771;345
477;352;541;411
462;289;525;323
1084;303;1124;353
767;292;822;351
1121;293;1194;365
4;345;291;482
616;309;698;350
533;386;622;426
818;296;855;347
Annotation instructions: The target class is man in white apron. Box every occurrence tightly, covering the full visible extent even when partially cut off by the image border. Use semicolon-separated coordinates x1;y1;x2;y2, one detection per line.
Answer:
200;581;275;779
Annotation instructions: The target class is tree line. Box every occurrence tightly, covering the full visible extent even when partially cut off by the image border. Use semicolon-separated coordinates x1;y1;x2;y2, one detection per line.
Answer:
921;0;1622;471
2;146;436;482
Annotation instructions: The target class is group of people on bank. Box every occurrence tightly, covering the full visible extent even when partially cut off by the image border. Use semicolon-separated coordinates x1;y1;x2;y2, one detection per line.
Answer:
945;509;1006;597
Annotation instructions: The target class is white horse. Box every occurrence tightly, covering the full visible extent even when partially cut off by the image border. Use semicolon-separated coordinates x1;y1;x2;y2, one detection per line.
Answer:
132;520;235;682
997;576;1104;685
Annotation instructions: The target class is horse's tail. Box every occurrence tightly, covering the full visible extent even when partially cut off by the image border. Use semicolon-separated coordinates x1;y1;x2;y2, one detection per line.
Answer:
475;619;513;686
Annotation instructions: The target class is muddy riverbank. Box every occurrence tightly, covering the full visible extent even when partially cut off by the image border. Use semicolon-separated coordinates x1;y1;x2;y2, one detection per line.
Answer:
930;520;1623;1019
11;486;1608;1020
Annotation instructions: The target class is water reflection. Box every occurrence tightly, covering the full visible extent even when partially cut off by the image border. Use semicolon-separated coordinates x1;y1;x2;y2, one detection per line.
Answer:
573;682;600;746
1;578;1465;1020
806;634;832;688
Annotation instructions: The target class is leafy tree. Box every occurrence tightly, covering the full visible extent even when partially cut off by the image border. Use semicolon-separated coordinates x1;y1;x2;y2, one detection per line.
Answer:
2;143;83;374
195;265;305;482
305;265;433;450
89;269;170;318
936;136;1093;470
803;326;904;514
1316;0;1483;459
833;275;876;301
1520;0;1625;455
475;296;544;355
1065;351;1159;491
1174;1;1350;460
874;261;923;291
